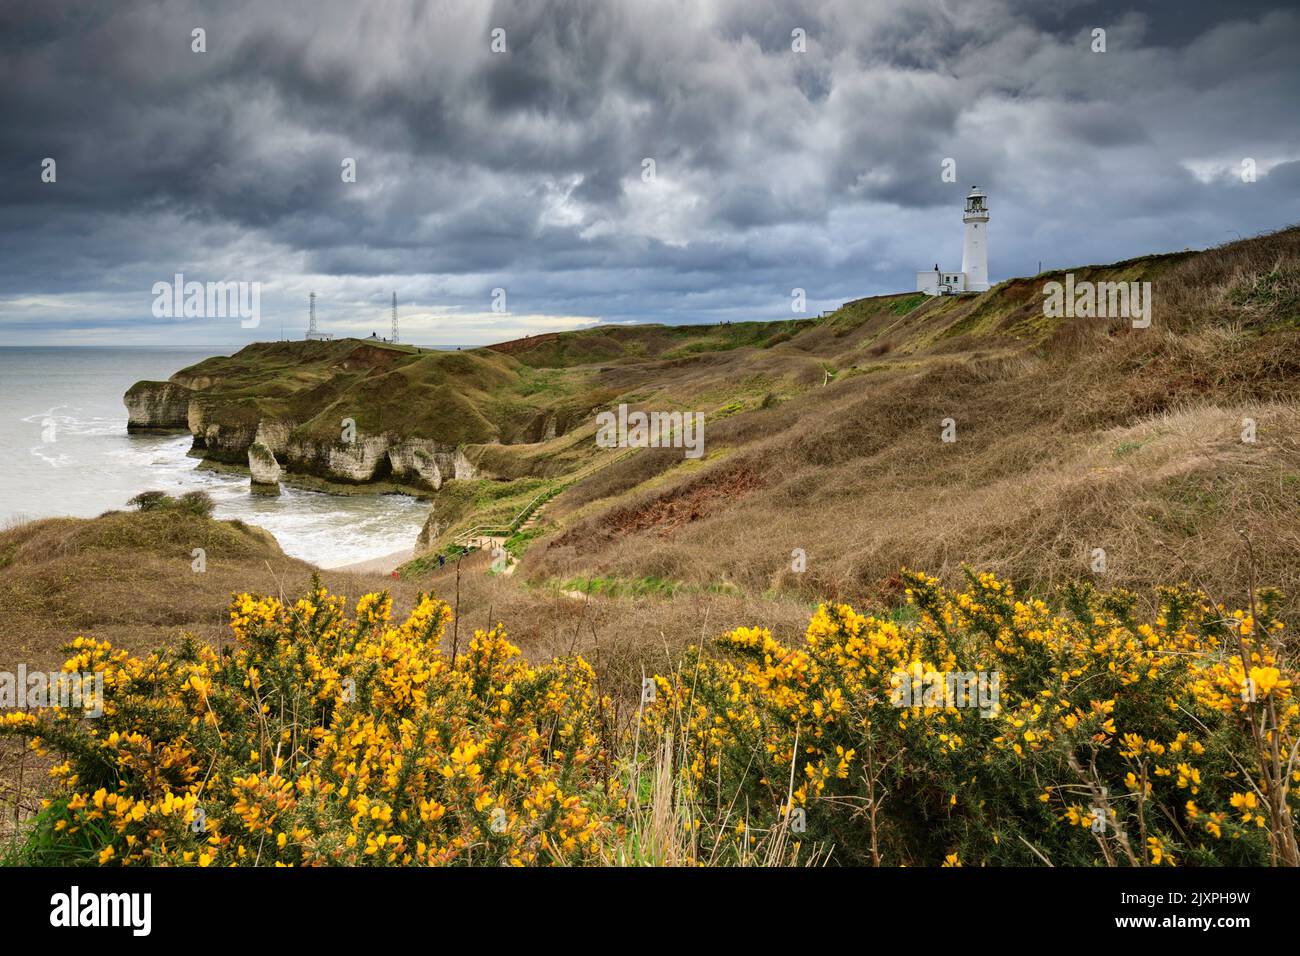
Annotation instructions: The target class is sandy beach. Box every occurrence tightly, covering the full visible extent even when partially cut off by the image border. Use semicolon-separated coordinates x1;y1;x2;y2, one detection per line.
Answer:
326;548;413;575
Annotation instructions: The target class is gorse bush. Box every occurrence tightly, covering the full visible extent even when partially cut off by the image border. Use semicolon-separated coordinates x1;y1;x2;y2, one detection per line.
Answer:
2;577;616;866
3;571;1297;866
125;490;169;511
643;570;1299;866
176;490;216;518
126;489;215;518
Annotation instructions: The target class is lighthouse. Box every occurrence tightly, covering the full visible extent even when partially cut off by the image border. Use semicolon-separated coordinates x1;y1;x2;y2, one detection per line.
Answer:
961;186;989;292
916;187;991;295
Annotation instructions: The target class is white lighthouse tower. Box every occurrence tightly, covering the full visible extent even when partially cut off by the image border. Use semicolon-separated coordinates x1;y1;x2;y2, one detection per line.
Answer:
961;186;990;292
916;186;992;296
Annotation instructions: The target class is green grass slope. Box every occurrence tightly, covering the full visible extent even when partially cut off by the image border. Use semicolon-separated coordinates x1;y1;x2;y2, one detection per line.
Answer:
504;227;1300;622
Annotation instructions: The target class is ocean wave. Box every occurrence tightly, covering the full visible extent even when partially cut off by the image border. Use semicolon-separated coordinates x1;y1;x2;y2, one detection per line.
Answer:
8;419;424;566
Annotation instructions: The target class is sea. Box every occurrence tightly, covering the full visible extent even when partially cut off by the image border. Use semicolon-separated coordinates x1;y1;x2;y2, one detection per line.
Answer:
0;347;427;567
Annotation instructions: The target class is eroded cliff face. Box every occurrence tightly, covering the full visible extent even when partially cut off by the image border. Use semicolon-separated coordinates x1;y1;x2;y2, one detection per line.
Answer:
188;400;259;464
124;381;193;432
125;380;487;489
387;440;453;490
253;420;293;456
416;509;443;553
272;434;468;488
315;435;391;483
122;339;537;505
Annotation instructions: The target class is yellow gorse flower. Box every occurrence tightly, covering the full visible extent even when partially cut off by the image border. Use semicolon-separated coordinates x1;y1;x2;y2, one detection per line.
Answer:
5;577;615;867
640;569;1296;866
6;569;1296;868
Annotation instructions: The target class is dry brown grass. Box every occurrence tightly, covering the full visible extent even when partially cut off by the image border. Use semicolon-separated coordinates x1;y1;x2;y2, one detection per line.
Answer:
7;227;1300;834
523;227;1300;624
0;511;417;666
409;551;811;703
5;228;1300;849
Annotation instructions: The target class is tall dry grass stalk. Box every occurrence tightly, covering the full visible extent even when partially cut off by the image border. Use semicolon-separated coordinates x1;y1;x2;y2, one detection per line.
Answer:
605;655;831;867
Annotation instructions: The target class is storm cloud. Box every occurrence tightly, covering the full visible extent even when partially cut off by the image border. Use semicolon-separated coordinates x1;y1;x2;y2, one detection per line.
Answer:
1;0;1297;346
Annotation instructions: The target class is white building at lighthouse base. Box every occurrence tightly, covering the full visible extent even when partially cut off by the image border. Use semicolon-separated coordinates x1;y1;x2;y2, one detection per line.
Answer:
916;268;969;296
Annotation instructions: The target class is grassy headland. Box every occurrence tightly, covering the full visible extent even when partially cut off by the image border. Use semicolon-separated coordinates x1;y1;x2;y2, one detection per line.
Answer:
3;227;1297;865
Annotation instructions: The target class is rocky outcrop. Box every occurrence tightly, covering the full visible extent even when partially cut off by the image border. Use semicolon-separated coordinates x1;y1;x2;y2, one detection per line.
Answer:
187;401;259;463
253;420;294;457
275;433;471;488
124;382;192;432
125;339;509;489
130;390;492;489
248;442;282;493
453;448;478;480
325;436;391;483
416;510;443;552
387;440;453;490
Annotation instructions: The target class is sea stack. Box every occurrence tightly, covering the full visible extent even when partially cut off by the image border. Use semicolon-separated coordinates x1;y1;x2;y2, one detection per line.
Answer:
248;442;282;495
123;380;192;432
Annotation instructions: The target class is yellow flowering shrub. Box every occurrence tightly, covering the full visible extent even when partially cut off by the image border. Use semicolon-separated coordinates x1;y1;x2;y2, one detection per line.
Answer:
6;569;1297;866
2;577;615;866
644;570;1300;866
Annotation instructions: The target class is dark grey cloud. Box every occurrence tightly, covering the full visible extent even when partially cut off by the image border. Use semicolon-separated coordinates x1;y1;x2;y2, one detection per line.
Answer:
0;0;1298;346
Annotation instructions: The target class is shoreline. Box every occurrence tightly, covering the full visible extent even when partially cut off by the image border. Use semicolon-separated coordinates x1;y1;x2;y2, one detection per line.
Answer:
323;548;413;575
193;457;436;500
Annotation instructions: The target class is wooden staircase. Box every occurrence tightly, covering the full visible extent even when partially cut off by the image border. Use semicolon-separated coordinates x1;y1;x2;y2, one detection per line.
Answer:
450;448;636;554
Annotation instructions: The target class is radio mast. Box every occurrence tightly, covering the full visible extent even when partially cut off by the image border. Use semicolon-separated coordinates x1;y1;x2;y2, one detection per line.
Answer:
305;291;332;340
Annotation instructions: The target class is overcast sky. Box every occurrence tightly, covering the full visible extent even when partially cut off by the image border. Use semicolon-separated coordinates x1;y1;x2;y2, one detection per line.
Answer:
1;0;1298;348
